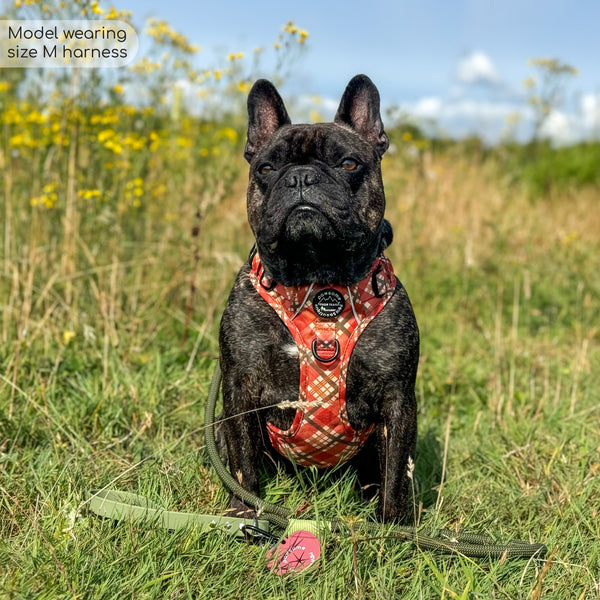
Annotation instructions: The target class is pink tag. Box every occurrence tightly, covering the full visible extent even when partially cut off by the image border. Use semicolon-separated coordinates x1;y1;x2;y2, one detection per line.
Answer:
266;530;321;574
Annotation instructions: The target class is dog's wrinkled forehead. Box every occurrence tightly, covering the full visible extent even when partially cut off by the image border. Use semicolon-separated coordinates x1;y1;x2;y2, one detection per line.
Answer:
257;123;373;166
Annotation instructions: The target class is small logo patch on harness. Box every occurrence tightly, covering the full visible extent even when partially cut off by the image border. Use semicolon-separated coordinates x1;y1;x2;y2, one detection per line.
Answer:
312;289;345;318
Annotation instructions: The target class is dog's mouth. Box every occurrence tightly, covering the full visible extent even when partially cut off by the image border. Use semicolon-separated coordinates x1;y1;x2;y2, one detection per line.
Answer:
283;203;337;243
255;194;365;257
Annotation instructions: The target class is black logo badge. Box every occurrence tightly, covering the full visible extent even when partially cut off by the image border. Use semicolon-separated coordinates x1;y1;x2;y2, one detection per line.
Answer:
312;289;345;319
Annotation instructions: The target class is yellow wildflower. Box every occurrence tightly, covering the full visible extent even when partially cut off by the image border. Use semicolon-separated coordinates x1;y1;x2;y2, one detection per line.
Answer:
561;231;580;247
27;110;48;124
124;177;144;207
237;81;252;94
123;134;146;151
176;136;192;148
130;58;160;74
77;189;102;200
220;127;238;143
63;330;76;345
309;110;323;123
522;77;535;89
105;7;132;19
152;183;167;198
98;129;115;143
91;1;103;15
30;183;58;208
145;18;199;53
3;106;23;124
98;129;123;154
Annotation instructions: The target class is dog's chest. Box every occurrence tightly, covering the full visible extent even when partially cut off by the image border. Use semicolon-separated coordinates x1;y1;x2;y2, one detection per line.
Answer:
248;251;396;467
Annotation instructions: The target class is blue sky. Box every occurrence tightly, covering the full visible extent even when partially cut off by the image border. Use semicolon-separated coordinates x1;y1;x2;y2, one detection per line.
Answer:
124;0;599;143
7;0;600;143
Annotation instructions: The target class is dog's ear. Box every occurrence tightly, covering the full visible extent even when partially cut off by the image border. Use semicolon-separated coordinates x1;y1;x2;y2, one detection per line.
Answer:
334;74;389;157
245;79;291;162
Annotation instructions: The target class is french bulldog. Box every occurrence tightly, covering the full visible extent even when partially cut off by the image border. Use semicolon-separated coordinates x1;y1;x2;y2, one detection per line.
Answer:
218;75;419;523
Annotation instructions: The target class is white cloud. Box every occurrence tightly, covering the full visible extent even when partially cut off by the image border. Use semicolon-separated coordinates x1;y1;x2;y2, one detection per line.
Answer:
580;92;600;134
538;110;574;145
455;51;500;85
405;95;526;142
412;97;443;120
537;94;600;146
400;52;600;144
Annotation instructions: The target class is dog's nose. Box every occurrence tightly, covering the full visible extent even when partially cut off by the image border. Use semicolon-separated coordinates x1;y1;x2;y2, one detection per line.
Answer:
285;167;320;188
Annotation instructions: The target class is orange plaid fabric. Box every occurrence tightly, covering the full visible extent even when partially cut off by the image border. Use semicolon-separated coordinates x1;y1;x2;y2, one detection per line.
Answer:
249;251;397;468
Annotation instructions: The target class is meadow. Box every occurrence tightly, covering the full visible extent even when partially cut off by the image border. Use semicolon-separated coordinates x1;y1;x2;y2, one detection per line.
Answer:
1;5;600;599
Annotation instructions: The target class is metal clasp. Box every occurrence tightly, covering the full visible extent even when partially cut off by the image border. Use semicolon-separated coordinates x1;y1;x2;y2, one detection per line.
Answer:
311;338;340;363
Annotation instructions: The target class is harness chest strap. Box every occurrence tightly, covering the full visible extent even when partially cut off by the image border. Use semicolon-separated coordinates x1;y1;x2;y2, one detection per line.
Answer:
249;252;397;468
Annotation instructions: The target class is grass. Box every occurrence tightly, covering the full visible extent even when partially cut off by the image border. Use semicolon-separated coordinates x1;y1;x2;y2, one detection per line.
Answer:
2;4;596;596
2;133;599;598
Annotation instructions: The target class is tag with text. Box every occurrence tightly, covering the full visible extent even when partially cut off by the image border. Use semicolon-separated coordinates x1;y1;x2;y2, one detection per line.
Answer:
0;20;138;68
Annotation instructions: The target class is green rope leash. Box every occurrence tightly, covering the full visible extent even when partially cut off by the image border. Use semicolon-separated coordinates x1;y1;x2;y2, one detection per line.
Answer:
88;361;546;559
204;361;547;559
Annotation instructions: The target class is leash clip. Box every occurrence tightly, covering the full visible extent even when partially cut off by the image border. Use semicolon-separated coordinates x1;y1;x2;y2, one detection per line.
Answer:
240;523;280;544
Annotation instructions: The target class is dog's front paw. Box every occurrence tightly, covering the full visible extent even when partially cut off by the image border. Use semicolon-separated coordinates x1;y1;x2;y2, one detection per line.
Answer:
226;496;256;519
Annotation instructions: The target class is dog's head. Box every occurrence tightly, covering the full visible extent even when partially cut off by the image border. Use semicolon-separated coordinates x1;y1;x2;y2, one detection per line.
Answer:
244;75;392;286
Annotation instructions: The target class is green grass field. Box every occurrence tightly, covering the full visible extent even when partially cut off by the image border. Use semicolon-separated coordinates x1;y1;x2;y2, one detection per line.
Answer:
1;8;600;598
2;129;599;597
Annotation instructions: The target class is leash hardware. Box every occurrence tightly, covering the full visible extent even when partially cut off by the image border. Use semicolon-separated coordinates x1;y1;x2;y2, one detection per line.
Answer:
311;338;340;363
240;523;280;544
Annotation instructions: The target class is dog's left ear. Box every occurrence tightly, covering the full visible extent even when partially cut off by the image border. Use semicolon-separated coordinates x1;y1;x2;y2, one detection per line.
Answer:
334;74;389;157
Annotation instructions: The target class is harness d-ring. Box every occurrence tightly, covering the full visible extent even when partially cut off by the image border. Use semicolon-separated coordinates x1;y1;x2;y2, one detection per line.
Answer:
311;338;340;363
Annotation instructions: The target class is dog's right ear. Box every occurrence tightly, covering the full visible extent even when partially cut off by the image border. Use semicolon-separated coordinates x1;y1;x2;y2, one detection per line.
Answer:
244;79;291;162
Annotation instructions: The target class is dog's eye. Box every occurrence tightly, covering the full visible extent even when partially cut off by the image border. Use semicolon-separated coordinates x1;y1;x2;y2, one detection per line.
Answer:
340;159;358;171
259;164;274;175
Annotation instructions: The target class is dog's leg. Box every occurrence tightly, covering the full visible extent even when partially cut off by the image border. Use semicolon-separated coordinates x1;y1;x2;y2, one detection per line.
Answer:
376;389;417;523
352;434;382;502
220;378;263;517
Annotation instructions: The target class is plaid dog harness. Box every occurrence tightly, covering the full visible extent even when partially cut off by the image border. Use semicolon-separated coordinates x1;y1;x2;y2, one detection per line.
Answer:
249;251;397;468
